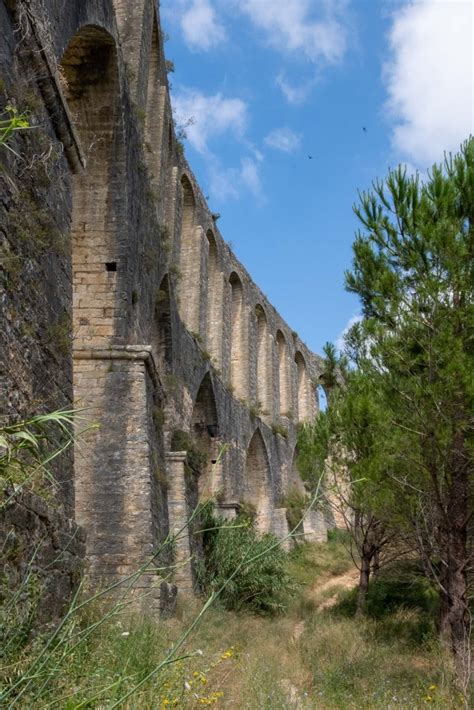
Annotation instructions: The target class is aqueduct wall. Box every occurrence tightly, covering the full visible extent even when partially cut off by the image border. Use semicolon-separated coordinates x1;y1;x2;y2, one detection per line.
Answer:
1;0;328;607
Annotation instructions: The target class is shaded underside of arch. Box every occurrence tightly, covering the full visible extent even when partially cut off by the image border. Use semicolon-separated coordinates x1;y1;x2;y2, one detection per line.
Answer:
245;429;272;531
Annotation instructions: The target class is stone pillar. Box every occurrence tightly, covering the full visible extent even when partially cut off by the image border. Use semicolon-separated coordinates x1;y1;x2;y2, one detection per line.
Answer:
303;510;327;543
166;451;194;595
271;508;291;551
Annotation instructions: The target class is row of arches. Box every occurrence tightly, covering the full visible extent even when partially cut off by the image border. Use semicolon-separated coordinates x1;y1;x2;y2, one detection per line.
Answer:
186;373;305;533
177;176;315;422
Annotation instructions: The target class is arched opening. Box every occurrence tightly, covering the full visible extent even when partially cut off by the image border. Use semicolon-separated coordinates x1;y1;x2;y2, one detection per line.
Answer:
316;384;328;413
61;26;124;347
245;429;271;532
152;275;172;368
229;272;247;399
191;373;220;496
206;231;224;367
178;175;201;332
295;351;312;422
276;330;290;416
255;305;271;416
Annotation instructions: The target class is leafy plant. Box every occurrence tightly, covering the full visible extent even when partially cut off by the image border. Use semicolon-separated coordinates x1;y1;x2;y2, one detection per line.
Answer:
197;503;293;614
0;105;30;155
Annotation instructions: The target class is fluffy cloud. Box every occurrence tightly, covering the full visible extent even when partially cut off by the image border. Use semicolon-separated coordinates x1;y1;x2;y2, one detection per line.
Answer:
384;0;473;167
172;88;248;154
275;74;313;105
171;0;226;51
233;0;348;64
171;88;262;200
264;127;301;153
208;156;263;200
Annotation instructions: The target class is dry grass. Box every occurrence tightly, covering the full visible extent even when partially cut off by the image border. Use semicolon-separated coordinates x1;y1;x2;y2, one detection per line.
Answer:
1;540;466;708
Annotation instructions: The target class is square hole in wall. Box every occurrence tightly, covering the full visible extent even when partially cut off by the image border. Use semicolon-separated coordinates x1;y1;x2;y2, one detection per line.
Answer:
105;262;117;272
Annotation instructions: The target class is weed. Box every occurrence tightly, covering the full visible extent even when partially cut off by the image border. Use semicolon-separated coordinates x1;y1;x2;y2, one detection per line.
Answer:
44;314;71;357
152;406;165;428
271;422;289;439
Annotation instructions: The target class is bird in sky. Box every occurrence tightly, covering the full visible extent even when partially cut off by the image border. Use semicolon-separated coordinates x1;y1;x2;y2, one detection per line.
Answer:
362;126;367;133
308;155;313;159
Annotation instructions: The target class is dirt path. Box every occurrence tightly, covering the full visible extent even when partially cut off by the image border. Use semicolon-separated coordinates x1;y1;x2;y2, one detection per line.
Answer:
311;568;360;610
292;566;360;644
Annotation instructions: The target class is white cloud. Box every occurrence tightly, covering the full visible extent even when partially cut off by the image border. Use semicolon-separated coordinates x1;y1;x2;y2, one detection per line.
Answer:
232;0;348;64
172;88;248;154
275;74;313;105
384;0;473;168
336;314;362;353
172;88;262;201
240;156;263;195
208;156;263;200
265;126;301;153
171;0;226;51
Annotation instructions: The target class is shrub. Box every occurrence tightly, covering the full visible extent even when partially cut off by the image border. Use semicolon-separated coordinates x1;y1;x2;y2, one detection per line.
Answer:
281;486;308;532
197;504;293;614
333;560;439;629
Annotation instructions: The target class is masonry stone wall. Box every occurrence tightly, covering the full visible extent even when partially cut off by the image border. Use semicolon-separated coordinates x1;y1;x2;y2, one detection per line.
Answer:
0;486;86;624
1;0;328;604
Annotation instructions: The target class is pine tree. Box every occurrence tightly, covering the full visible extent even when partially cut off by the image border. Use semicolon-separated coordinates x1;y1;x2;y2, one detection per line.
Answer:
345;138;473;686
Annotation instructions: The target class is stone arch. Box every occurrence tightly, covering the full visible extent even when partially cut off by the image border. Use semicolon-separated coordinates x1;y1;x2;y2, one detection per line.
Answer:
152;274;172;368
276;330;291;416
245;429;272;531
60;26;125;348
178;174;201;332
255;305;272;416
206;231;224;367
229;271;248;399
295;351;312;422
191;372;220;496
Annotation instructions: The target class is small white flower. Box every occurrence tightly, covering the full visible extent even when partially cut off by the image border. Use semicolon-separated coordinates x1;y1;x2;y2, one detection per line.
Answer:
196;648;203;656
184;681;191;691
121;631;130;637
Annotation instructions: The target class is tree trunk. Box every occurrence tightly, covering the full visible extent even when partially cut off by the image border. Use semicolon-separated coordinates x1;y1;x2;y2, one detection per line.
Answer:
372;548;380;579
356;551;371;616
437;429;471;693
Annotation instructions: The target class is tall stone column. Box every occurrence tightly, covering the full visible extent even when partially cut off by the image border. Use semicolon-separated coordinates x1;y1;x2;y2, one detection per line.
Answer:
271;508;291;551
166;451;194;595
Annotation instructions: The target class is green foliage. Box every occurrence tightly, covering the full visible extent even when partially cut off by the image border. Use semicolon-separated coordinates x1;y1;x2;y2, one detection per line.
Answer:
0;411;78;497
271;422;288;439
281;486;308;532
170;429;207;473
236;499;257;525
334;561;439;624
0;105;29;155
197;503;293;614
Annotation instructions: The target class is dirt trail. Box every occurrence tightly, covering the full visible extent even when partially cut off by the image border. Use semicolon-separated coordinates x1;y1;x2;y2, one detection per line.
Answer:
311;568;360;610
284;566;360;706
291;566;359;644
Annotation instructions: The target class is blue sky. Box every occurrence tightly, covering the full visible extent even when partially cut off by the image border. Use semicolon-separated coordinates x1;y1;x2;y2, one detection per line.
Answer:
161;0;473;356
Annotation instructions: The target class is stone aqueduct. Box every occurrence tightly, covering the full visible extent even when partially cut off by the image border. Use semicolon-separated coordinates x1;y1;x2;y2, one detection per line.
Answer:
1;0;328;604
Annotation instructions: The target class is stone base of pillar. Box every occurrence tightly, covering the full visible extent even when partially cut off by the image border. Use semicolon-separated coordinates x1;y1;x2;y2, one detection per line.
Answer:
271;508;291;551
303;510;327;543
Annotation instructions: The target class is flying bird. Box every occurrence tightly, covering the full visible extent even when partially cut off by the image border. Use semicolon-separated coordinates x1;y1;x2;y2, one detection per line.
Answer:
308;154;313;159
362;126;367;133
